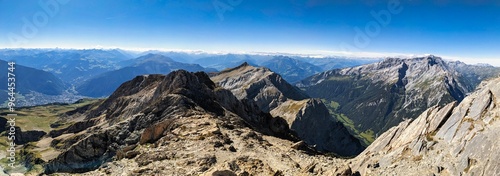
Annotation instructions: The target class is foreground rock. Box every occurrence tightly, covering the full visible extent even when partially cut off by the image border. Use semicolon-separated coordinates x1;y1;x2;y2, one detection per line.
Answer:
351;76;500;175
79;115;350;176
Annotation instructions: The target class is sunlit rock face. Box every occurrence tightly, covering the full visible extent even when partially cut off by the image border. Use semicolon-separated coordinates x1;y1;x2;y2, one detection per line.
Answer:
351;76;500;176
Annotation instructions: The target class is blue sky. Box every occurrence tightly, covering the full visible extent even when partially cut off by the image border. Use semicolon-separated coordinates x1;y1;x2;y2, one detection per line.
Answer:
1;0;499;65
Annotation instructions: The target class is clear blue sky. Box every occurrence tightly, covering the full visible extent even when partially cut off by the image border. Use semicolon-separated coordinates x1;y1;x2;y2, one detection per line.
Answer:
1;0;499;64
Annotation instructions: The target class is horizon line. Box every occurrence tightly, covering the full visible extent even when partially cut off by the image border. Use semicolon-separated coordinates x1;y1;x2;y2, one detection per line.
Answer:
1;47;499;67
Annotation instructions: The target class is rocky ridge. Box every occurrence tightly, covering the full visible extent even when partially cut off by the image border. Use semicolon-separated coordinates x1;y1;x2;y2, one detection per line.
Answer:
43;70;296;174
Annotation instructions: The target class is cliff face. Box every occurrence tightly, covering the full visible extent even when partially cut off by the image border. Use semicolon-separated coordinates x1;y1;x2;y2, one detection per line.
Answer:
298;56;487;139
211;63;364;156
44;70;295;174
271;99;364;156
352;76;500;175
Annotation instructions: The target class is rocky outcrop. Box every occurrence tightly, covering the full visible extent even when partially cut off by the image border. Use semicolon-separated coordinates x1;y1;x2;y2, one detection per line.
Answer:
298;55;494;139
351;76;500;175
0;117;6;132
212;63;364;156
271;99;364;156
44;70;295;174
80;112;349;176
12;127;47;145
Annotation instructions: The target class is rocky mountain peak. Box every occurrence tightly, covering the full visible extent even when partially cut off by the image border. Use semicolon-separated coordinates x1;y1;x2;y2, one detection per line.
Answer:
410;55;447;69
375;57;405;69
212;63;308;112
298;55;474;142
107;74;164;99
218;61;268;75
240;61;250;67
87;70;221;121
425;55;440;66
347;56;451;84
310;55;466;101
153;70;217;95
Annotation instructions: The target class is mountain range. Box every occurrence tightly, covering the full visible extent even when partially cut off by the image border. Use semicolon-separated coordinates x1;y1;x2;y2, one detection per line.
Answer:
0;49;379;107
75;54;215;97
0;60;74;106
0;49;132;84
298;55;500;143
0;60;66;96
0;56;499;175
261;56;324;83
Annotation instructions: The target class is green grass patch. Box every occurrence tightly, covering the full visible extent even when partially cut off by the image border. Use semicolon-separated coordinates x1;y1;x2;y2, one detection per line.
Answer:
0;99;101;174
359;129;375;143
336;114;354;128
321;99;340;111
0;99;99;132
320;99;375;146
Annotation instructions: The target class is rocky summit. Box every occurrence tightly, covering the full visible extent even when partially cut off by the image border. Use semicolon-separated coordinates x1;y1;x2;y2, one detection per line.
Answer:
211;63;364;157
43;70;299;174
298;55;499;142
210;62;309;112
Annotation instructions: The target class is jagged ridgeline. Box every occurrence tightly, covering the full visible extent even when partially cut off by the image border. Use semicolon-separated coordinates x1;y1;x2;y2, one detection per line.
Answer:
298;56;500;144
